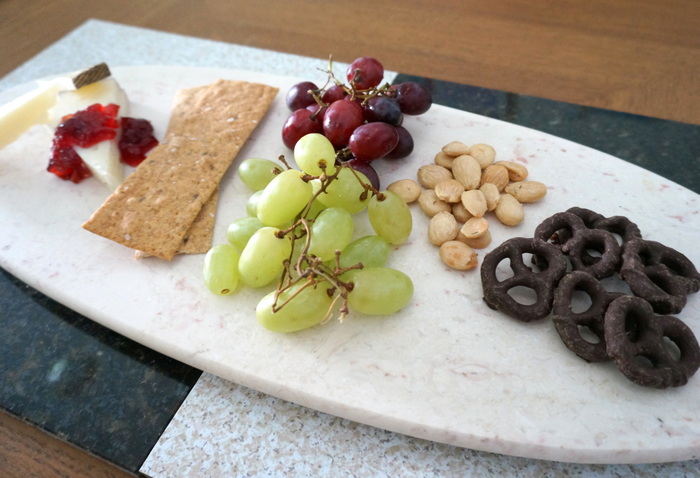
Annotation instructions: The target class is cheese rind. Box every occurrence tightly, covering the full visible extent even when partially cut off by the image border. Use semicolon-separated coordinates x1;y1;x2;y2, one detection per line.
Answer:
48;77;129;126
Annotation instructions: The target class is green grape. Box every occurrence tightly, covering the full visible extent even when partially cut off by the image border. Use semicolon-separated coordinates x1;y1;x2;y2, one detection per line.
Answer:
257;169;313;227
337;235;390;272
368;190;412;245
202;244;241;295
347;267;414;315
317;167;370;214
238;227;292;288
289;232;306;264
308;207;354;260
305;179;327;220
306;197;327;220
246;190;264;217
294;133;337;176
238;157;282;191
226;216;263;251
256;281;333;333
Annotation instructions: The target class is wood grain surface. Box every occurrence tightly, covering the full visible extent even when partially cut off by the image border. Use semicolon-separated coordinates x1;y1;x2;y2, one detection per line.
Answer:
0;410;136;477
0;0;698;476
1;0;699;124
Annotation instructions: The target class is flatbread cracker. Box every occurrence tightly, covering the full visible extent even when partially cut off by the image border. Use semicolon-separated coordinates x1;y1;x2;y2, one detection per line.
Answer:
82;79;278;259
177;187;218;254
134;188;218;259
140;84;220;258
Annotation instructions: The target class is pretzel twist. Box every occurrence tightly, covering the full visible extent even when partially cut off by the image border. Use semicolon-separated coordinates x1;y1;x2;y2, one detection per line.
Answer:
481;237;567;321
552;271;623;362
620;238;700;314
534;211;621;278
604;295;700;389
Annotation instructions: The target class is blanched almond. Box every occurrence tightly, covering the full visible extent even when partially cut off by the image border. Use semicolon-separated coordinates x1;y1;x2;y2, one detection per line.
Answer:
418;189;451;216
458;229;492;249
451;201;473;223
460;189;487;217
434;178;464;203
387;179;422;203
442;140;471;157
468;143;496;168
505;180;547;203
434;151;455;169
439;240;478;270
479;182;500;211
480;164;510;191
417;164;452;189
428;211;460;246
496;161;529;182
460;216;489;238
451;154;481;190
495;193;524;226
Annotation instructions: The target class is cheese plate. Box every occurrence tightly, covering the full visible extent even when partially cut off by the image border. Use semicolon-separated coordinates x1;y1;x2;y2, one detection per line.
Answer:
1;65;699;464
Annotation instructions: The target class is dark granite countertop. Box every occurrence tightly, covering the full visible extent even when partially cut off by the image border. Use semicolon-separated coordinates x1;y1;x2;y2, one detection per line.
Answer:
1;72;698;474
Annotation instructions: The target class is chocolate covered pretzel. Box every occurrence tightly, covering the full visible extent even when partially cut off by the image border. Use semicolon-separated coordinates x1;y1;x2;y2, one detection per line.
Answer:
552;271;622;362
593;214;642;244
604;295;700;389
481;206;700;388
481;237;567;321
534;211;621;279
620;238;700;314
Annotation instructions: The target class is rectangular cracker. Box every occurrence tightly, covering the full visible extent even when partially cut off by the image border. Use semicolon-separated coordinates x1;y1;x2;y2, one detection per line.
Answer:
134;188;218;259
176;187;218;254
148;84;220;257
82;79;278;260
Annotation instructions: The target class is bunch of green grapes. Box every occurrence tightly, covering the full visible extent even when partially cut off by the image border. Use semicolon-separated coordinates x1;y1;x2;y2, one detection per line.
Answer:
202;133;414;333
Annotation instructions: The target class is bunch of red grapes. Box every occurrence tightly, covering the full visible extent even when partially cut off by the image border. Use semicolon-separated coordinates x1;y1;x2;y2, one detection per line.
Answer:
281;56;432;188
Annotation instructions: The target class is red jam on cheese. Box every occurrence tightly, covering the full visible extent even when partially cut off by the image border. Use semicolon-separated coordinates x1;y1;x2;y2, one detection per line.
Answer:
119;117;159;167
47;103;120;183
47;103;159;183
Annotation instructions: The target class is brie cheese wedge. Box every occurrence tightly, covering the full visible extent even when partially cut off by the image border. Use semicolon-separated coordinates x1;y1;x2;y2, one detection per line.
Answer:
48;77;130;190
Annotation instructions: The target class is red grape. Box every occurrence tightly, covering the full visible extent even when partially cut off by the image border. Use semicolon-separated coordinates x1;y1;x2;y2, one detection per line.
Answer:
348;122;399;162
394;81;432;115
322;99;364;149
282;108;322;149
306;103;326;122
346;159;380;190
346;57;384;90
384;125;414;159
363;96;403;125
286;81;318;111
321;84;346;105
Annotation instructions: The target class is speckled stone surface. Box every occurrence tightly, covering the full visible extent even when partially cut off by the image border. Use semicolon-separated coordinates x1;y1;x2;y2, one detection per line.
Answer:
0;20;370;92
143;373;700;477
0;269;200;471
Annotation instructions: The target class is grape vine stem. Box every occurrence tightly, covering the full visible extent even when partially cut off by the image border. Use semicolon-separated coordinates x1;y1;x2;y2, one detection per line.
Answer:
271;160;374;323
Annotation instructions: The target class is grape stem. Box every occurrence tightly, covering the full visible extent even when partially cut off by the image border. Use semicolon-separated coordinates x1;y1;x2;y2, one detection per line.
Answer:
270;162;373;323
309;56;396;111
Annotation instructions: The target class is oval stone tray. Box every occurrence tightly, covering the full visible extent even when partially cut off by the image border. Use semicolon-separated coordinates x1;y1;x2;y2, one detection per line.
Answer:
1;66;698;464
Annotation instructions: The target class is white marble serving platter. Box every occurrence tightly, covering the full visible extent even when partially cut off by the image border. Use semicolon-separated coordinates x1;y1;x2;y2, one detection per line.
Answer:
1;65;699;465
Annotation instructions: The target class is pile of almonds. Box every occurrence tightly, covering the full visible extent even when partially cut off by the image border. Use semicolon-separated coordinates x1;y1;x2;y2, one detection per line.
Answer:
387;140;547;271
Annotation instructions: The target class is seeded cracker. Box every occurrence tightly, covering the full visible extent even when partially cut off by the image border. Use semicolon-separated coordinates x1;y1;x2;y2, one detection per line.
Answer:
82;80;278;260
